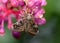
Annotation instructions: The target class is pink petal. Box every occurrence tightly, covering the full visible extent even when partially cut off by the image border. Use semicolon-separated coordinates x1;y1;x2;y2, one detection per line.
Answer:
0;3;6;10
12;10;21;20
0;20;5;36
34;18;46;25
41;0;47;6
18;0;25;6
26;0;41;7
8;16;13;30
10;0;19;7
34;9;45;18
1;0;8;3
0;27;5;36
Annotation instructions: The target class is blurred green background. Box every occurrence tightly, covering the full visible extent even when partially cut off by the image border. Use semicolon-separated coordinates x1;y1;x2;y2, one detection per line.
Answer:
0;0;60;43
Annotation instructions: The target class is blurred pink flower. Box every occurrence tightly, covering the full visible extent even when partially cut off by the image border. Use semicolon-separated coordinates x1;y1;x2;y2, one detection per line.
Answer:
0;0;47;37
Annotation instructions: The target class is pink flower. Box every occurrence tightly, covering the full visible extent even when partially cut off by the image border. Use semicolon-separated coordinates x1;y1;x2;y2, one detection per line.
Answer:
0;0;47;37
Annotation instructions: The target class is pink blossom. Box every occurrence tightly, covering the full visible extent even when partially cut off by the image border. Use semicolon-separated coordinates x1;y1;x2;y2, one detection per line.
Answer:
0;0;47;37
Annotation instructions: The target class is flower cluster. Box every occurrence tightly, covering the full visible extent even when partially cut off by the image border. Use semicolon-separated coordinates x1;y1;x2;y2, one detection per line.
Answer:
0;0;47;38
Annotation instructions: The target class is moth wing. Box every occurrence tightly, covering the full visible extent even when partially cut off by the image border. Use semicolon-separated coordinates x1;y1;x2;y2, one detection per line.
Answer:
11;21;25;32
27;25;39;35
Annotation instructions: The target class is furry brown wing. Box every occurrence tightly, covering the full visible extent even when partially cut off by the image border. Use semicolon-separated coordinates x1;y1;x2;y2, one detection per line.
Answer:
11;20;25;32
27;21;39;35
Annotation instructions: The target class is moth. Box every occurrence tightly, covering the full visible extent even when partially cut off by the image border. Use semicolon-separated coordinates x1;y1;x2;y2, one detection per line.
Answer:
11;14;39;35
